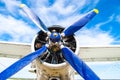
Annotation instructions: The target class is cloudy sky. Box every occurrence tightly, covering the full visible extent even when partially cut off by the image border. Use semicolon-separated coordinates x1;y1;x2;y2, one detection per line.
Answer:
0;0;120;45
0;0;120;79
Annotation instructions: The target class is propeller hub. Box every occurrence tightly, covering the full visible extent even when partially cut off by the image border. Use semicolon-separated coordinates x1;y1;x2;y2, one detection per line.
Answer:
33;26;77;64
50;32;61;42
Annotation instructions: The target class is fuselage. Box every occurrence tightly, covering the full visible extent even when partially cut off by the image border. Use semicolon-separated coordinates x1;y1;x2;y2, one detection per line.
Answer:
35;59;74;80
31;26;79;80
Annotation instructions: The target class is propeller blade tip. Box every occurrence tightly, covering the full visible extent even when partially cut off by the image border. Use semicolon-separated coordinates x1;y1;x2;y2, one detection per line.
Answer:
20;4;25;8
93;9;99;14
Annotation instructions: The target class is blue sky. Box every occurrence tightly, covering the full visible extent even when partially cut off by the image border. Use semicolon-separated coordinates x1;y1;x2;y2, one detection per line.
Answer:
0;0;120;79
0;0;120;45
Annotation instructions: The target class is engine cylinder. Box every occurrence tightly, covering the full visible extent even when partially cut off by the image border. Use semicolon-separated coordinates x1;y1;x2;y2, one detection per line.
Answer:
32;25;78;67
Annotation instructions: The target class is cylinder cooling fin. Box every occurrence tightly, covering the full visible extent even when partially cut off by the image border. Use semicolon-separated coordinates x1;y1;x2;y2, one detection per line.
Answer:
33;25;77;64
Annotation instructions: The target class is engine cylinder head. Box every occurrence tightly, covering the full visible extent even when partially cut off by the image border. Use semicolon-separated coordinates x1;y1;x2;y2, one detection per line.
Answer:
32;25;77;65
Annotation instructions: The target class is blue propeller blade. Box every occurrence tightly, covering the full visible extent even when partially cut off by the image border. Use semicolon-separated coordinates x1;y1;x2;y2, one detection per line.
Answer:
20;4;49;33
62;9;99;36
0;45;47;80
61;46;100;80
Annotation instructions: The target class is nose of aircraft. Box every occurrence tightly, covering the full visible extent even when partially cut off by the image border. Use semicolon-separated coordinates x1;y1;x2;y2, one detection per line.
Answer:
50;32;61;42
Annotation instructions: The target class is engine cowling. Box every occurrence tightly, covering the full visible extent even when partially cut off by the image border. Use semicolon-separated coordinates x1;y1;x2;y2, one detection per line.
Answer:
32;25;78;68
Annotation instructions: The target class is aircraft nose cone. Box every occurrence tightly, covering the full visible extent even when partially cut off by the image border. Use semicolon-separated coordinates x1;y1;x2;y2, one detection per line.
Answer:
53;33;58;37
50;32;61;42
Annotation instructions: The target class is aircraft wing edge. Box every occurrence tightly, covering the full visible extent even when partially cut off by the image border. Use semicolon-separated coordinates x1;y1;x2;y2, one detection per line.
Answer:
1;41;120;61
0;41;31;58
79;45;120;61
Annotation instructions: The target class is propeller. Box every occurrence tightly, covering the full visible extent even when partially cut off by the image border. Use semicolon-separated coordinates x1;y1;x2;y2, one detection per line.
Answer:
20;4;49;33
0;4;100;79
0;45;47;79
61;9;99;37
61;45;100;80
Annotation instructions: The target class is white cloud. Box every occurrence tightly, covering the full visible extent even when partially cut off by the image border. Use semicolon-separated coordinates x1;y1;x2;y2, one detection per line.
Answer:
76;28;114;46
116;15;120;23
0;0;115;45
1;0;21;16
0;14;38;43
1;0;100;27
75;15;115;46
29;0;100;27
